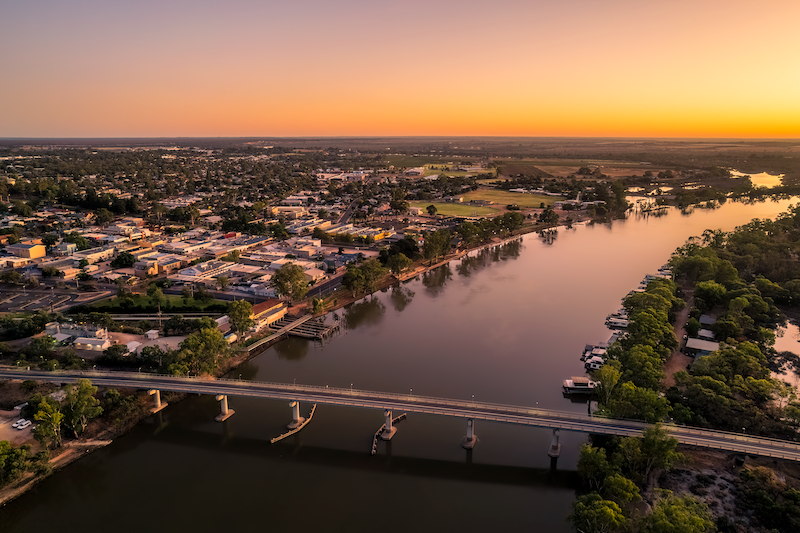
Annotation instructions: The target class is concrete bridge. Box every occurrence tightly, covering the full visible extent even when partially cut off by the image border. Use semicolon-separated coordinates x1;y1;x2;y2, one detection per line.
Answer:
3;368;800;462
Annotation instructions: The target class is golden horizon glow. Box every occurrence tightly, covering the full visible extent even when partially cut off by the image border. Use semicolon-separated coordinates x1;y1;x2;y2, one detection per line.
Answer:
1;0;799;138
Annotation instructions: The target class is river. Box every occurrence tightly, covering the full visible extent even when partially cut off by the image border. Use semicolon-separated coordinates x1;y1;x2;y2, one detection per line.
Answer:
2;197;798;532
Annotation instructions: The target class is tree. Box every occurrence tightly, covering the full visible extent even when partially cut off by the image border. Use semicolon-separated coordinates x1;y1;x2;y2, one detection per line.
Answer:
33;397;63;449
601;474;641;507
593;360;622;406
0;271;22;284
642;492;715;533
426;204;437;217
270;262;309;302
360;259;387;294
539;206;559;226
604;381;672;423
95;208;113;226
570;493;626;533
223;250;240;263
422;229;451;264
390;188;409;214
614;425;682;486
342;265;366;296
578;444;616;491
0;440;32;484
64;233;91;251
311;298;325;314
111;251;136;269
41;234;59;248
178;327;229;375
387;253;413;275
150;287;166;309
228;300;254;334
62;379;103;437
216;276;230;290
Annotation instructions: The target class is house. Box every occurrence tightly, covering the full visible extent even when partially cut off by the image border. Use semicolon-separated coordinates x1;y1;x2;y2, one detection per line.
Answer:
685;337;720;357
74;337;111;351
54;242;78;256
251;298;288;329
145;330;159;340
7;243;46;259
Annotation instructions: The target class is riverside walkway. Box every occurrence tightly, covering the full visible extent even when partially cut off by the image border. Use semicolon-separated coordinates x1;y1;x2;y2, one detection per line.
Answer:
3;368;800;461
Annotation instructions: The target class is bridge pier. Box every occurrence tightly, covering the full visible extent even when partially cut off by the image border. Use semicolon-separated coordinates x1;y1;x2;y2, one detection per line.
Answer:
461;418;478;449
547;429;561;458
214;394;235;422
381;409;397;440
148;389;167;414
287;401;305;429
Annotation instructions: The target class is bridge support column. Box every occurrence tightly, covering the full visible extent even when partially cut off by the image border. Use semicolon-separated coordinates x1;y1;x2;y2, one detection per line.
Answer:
547;429;561;458
148;389;167;414
287;401;305;429
215;394;235;422
381;409;397;440
461;418;478;449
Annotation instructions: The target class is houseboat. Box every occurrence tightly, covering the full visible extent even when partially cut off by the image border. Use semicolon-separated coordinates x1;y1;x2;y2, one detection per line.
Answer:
563;376;599;395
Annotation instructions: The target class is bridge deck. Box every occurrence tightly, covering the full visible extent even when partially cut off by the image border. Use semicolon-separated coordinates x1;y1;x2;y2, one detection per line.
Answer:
3;368;800;461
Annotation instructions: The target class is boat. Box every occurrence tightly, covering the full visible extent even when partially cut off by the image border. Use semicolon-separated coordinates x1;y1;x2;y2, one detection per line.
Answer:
606;317;629;329
580;344;607;361
584;356;605;370
563;376;598;395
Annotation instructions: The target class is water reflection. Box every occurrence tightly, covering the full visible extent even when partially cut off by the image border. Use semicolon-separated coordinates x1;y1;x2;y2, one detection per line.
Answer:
389;284;415;313
274;337;310;361
421;264;452;296
457;240;523;278
344;297;386;330
538;228;558;245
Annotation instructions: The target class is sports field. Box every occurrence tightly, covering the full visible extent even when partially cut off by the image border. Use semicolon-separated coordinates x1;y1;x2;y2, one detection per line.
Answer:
460;189;562;208
409;201;499;217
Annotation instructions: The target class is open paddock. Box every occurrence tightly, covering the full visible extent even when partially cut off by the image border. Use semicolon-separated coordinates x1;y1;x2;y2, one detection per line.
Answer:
408;201;500;217
460;189;562;208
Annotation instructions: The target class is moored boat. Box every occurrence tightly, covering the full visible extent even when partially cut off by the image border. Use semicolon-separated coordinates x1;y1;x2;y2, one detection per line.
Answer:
563;376;598;394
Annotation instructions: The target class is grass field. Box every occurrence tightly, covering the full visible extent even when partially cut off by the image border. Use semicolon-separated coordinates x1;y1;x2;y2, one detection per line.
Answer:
91;294;227;311
408;201;499;217
460;189;562;208
421;164;496;178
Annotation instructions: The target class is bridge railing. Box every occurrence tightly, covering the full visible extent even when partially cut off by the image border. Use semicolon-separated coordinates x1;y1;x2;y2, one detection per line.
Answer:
5;367;800;450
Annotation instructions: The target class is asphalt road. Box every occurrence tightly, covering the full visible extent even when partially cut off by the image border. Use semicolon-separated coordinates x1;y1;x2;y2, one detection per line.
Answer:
5;368;800;462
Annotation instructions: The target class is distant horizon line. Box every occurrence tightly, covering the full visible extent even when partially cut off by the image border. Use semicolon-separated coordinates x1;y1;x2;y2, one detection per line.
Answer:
1;135;799;142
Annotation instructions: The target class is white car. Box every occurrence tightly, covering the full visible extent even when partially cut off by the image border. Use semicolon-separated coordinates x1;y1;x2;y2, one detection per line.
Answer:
11;419;26;429
16;420;32;430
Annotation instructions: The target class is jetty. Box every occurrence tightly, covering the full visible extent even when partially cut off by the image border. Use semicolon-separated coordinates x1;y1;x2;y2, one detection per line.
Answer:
371;413;407;455
270;404;317;444
270;315;340;340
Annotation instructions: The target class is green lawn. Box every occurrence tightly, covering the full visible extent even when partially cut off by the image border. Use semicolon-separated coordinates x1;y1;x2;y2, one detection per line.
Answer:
421;164;496;178
460;189;563;208
91;294;228;311
409;201;500;217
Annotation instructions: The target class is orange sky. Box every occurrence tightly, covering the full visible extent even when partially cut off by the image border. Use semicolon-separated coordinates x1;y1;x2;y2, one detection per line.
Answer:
1;0;798;138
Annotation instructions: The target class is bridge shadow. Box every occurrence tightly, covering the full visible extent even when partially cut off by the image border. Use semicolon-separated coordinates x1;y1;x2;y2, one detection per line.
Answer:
143;422;578;489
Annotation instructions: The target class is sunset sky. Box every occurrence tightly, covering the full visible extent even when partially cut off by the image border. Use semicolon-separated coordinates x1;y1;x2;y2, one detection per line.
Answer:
1;0;798;138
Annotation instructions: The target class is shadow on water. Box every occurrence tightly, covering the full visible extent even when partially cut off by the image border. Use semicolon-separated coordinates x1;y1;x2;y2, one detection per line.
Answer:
145;423;579;489
274;336;310;361
344;297;386;330
389;283;415;313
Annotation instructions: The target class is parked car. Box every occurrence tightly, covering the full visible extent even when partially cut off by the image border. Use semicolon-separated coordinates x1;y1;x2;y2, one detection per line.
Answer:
11;419;26;428
16;420;32;430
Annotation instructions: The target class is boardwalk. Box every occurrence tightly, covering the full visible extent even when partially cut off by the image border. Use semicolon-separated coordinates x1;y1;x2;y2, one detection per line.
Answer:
3;368;800;461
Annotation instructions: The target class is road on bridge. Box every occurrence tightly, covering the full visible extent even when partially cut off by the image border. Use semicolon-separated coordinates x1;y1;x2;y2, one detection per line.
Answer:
3;368;800;461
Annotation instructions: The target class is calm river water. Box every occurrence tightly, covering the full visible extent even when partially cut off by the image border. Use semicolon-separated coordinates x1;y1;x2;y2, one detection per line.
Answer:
3;198;798;532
